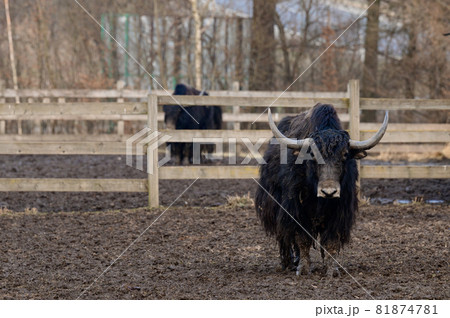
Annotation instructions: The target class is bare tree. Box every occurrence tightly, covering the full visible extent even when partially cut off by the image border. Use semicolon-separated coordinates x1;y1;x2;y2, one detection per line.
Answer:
4;0;19;103
190;0;202;88
361;0;380;98
249;0;276;90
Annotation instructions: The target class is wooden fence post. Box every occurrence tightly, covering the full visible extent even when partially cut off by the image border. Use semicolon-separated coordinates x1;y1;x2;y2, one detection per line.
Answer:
0;80;5;134
28;97;40;134
232;81;240;157
148;94;159;208
348;79;361;199
117;81;125;135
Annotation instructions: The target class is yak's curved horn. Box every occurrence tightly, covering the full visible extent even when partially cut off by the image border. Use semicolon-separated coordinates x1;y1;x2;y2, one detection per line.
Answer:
349;111;389;150
268;108;312;149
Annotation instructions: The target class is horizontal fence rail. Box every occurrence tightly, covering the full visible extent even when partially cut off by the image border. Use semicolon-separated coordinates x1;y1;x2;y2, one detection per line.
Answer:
0;178;147;192
0;88;347;99
1;128;448;155
0;165;446;192
157;95;349;108
0;80;449;208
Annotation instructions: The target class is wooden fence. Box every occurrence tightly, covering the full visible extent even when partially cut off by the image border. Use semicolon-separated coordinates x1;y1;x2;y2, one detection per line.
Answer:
0;84;347;135
0;80;449;208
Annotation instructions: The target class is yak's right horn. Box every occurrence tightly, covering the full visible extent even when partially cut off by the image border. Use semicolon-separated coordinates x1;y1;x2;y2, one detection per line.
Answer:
268;108;312;149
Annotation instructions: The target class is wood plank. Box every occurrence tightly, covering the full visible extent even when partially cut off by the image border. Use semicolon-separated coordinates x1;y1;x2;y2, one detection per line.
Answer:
360;165;449;179
361;123;450;131
0;178;147;192
222;112;349;123
366;143;446;154
210;91;347;98
0;135;445;154
160;166;260;179
148;94;159;207
361;98;450;110
0;112;350;123
0;166;446;193
361;131;450;143
1;130;445;152
0;134;129;142
160;165;449;179
348;80;360;140
0;114;148;120
1;89;151;99
348;80;361;199
158;96;348;108
1;88;347;99
0;102;147;116
232;81;240;131
165;130;449;144
0;142;125;155
161;130;272;142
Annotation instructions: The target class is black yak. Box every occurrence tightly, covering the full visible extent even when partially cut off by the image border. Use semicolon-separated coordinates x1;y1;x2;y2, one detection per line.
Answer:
255;103;388;276
163;83;222;164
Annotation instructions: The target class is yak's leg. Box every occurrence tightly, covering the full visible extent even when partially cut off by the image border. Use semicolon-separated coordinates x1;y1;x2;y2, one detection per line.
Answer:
296;239;312;276
291;243;300;267
181;143;190;165
278;238;293;271
172;143;182;165
188;143;194;164
322;241;341;277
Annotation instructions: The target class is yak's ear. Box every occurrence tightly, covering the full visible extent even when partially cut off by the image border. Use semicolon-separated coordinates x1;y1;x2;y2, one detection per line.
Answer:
350;149;367;160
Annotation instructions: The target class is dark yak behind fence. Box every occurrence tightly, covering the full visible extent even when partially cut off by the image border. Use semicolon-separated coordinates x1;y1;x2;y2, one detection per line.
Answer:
163;83;222;164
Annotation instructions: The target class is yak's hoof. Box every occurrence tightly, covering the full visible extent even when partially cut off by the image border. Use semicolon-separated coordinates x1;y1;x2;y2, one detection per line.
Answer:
279;262;297;272
296;265;311;276
325;266;341;278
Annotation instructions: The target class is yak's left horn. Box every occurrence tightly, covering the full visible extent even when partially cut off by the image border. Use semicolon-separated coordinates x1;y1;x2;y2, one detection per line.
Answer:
268;108;312;149
349;111;389;150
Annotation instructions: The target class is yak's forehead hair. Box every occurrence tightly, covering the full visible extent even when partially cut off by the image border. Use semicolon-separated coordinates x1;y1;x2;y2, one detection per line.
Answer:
311;129;349;157
287;103;343;139
174;83;204;96
308;103;342;131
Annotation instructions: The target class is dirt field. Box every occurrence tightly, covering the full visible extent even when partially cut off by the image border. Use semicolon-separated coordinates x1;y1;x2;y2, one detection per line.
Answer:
0;203;448;300
0;155;448;212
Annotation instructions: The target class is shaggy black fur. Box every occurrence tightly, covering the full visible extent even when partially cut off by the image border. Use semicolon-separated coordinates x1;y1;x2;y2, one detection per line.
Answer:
255;103;364;272
163;83;222;164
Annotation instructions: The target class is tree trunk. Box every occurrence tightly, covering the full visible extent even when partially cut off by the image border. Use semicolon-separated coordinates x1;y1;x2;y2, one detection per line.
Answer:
361;0;381;122
154;0;167;88
275;12;292;86
234;18;244;85
173;17;183;84
362;0;380;98
404;28;417;99
190;0;202;89
4;0;19;103
249;0;276;91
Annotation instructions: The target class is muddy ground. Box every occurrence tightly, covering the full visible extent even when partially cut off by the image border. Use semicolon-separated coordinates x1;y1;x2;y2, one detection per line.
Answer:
0;155;448;212
0;204;448;299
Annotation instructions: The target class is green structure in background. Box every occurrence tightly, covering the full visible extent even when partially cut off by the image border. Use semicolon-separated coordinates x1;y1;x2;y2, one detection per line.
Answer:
100;13;185;91
100;13;130;84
